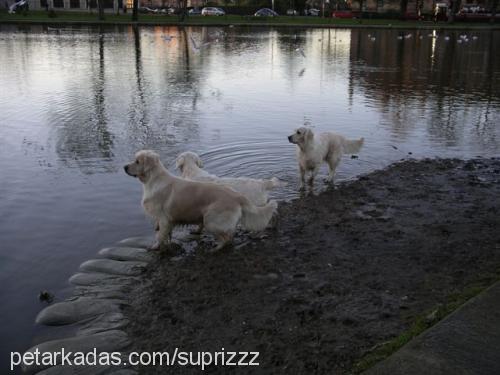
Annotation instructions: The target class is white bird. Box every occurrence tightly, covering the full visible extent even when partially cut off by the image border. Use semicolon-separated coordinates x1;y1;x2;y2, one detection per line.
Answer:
472;36;478;40
397;36;403;40
295;47;306;58
457;39;463;44
404;34;412;39
370;37;376;41
444;36;450;41
189;35;211;52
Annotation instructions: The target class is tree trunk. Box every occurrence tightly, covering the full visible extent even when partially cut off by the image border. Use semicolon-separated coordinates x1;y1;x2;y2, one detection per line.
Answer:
113;0;118;14
98;0;105;20
400;0;408;19
132;0;138;21
491;0;498;23
447;0;461;23
177;0;187;21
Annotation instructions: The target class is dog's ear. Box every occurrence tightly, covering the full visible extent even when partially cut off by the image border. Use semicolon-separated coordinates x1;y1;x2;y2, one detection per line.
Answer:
305;128;314;143
175;155;185;170
143;151;160;172
195;154;204;168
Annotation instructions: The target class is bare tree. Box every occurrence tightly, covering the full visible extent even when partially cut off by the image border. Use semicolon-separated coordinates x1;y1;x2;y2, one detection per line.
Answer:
491;0;498;23
98;0;105;19
132;0;139;21
447;0;461;23
400;0;408;19
177;0;187;21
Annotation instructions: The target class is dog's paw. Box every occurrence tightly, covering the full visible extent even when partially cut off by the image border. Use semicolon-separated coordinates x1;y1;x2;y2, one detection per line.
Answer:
149;241;161;251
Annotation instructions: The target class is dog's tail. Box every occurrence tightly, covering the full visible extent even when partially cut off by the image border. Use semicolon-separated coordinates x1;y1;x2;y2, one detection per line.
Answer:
240;199;278;232
343;137;364;154
262;177;286;190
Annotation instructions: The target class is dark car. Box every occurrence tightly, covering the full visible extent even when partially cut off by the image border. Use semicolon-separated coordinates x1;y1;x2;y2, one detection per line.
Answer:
188;7;201;15
254;8;279;17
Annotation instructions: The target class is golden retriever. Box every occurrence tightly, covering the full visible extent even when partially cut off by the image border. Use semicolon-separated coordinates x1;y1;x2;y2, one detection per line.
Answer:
175;151;282;206
124;150;277;251
288;127;364;189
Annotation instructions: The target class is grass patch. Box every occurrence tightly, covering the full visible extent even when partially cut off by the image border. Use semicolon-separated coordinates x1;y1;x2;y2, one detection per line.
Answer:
0;11;498;29
352;269;500;373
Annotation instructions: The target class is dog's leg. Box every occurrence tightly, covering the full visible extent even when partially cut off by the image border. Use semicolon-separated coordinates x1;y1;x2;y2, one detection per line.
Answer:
150;219;173;250
309;167;319;186
210;232;233;253
299;165;306;190
326;156;341;183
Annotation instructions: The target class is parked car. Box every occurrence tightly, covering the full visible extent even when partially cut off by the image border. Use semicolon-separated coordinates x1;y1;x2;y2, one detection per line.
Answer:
254;8;279;17
139;7;158;14
332;10;358;18
188;7;202;15
456;5;500;21
286;9;299;15
305;8;320;16
159;8;175;15
201;7;225;16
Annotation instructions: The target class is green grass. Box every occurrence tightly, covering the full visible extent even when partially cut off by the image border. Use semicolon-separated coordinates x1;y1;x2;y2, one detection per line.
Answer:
0;10;498;29
352;269;500;373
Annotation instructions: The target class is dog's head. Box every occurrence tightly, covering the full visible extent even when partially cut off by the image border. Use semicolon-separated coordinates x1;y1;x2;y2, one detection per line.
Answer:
124;150;160;182
175;151;203;173
288;127;313;146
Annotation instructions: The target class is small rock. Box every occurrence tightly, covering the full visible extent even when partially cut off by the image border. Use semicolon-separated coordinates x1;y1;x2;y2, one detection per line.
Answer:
78;312;129;336
79;259;147;276
22;330;130;374
69;272;131;287
351;155;358;159
118;236;154;249
99;247;153;262
36;297;122;326
38;290;54;303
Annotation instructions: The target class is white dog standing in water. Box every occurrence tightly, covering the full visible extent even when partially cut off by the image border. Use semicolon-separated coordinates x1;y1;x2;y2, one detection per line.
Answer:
124;150;277;251
288;127;364;189
176;151;282;206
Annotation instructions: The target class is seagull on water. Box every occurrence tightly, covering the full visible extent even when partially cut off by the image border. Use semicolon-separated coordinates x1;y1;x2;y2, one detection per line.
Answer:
295;47;306;58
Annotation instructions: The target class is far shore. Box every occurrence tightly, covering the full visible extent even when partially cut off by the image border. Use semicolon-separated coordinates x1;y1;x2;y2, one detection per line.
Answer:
1;11;500;30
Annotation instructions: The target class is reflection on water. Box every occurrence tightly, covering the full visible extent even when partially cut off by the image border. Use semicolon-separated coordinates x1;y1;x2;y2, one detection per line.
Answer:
0;25;499;364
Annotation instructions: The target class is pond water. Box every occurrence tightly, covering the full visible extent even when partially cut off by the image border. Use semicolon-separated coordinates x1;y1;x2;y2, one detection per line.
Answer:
0;24;499;366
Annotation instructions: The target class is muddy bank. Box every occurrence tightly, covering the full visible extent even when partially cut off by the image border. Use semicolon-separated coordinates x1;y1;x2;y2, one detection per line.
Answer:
125;158;500;374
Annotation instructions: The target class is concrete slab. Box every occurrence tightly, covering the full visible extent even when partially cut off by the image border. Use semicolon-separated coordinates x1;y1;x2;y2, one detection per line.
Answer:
364;281;500;375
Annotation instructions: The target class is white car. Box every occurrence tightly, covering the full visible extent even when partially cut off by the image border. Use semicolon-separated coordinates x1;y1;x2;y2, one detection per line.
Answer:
305;8;320;16
201;7;225;16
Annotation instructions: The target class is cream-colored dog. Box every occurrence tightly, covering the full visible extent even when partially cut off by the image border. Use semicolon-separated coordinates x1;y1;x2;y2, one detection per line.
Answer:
175;151;282;206
288;127;364;189
124;150;277;251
